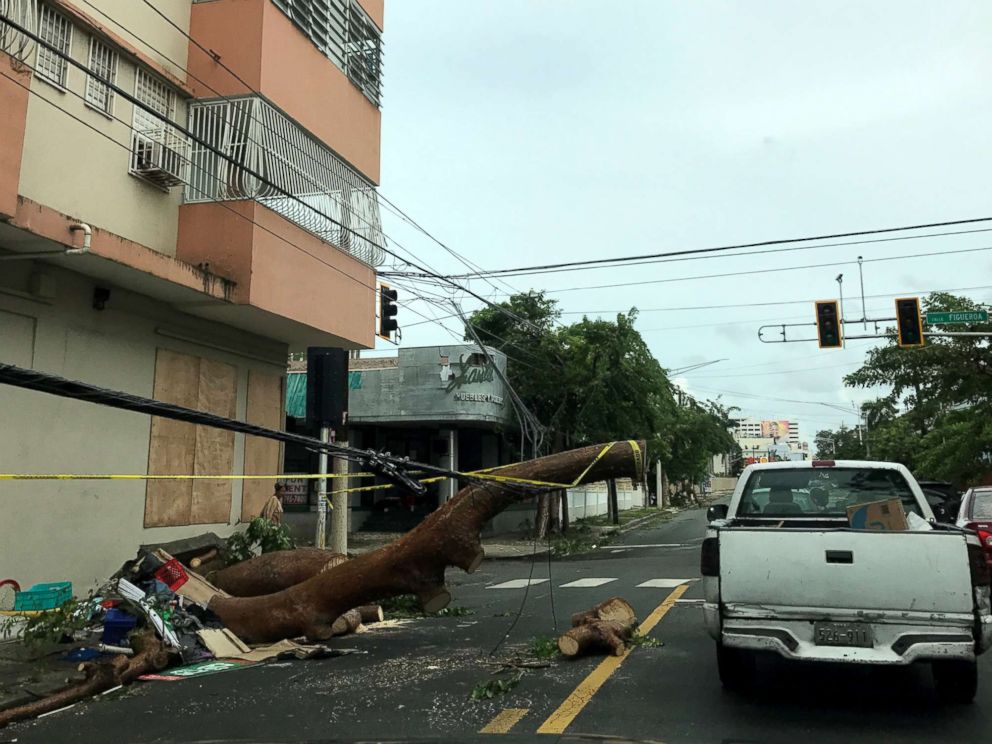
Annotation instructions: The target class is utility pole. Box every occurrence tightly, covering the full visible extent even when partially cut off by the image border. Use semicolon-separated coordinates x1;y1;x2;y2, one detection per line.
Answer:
330;430;349;554
857;256;867;330
315;424;330;549
836;273;845;347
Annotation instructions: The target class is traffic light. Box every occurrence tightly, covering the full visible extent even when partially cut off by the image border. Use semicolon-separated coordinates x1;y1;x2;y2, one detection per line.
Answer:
815;300;842;348
895;297;925;348
378;284;398;340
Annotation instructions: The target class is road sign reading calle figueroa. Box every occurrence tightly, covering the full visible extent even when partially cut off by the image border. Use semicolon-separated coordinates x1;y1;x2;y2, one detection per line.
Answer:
925;310;989;325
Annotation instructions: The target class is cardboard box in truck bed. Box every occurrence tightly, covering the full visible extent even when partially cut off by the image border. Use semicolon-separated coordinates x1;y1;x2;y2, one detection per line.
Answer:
847;498;908;531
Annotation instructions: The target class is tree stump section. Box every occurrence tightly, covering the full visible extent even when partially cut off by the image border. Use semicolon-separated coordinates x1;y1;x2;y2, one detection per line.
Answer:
559;597;638;658
209;441;645;643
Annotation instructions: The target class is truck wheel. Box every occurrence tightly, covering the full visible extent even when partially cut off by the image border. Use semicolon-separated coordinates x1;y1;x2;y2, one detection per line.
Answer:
932;659;978;704
716;642;754;692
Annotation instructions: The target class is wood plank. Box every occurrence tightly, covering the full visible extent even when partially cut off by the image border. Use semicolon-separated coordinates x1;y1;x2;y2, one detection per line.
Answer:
191;358;237;524
241;370;285;522
145;349;198;527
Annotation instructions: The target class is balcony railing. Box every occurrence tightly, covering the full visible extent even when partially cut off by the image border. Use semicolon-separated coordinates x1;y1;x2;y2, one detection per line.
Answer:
185;96;385;267
0;0;38;61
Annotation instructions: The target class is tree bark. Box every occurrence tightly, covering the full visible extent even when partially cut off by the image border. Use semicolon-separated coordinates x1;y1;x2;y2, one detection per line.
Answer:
357;605;384;624
560;597;638;658
534;493;552;539
608;479;620;525
0;631;170;728
209;441;644;643
209;549;348;597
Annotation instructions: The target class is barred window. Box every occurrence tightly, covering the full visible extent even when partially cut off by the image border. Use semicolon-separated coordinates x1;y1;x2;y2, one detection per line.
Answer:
134;68;174;128
36;4;72;88
269;0;382;107
84;37;117;115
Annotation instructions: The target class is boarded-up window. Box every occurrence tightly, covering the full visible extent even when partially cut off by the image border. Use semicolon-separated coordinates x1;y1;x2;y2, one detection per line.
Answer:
145;349;236;527
241;370;285;521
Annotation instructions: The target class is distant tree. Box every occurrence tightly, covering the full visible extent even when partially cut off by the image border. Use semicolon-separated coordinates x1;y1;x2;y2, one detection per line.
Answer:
842;292;991;485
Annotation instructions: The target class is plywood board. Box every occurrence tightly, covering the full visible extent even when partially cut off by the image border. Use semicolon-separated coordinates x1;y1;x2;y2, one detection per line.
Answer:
241;370;285;521
191;358;237;524
145;350;198;527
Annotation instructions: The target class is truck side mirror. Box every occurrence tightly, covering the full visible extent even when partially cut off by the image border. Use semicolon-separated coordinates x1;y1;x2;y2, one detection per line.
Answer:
707;504;729;522
932;503;948;522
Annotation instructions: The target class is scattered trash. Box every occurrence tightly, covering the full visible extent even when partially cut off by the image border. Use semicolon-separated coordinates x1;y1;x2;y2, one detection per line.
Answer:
100;608;137;646
153;559;189;592
138;658;257;682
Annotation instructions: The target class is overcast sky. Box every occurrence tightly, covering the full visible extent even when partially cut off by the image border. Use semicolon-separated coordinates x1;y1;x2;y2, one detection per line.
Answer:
373;0;992;445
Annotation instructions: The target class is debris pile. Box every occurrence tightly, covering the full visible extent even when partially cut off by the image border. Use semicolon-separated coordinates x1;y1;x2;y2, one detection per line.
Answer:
0;542;382;728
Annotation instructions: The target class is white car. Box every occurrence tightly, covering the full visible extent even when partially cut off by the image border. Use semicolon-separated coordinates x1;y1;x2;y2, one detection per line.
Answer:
703;460;992;703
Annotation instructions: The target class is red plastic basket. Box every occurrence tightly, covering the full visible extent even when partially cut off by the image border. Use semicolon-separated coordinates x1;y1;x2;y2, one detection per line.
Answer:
154;559;189;591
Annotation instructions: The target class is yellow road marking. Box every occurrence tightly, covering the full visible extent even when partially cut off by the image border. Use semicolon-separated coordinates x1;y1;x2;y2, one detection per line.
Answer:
480;707;529;734
536;584;690;735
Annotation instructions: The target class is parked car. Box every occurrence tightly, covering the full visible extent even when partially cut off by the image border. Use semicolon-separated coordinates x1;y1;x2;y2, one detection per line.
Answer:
918;479;962;517
955;487;992;566
703;460;992;702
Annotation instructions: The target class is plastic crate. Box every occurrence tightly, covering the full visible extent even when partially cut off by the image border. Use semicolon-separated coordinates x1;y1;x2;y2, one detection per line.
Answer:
154;558;188;591
13;581;72;611
101;608;138;646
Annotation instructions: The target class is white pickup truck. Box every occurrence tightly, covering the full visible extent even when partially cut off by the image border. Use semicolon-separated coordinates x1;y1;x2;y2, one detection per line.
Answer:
703;460;992;703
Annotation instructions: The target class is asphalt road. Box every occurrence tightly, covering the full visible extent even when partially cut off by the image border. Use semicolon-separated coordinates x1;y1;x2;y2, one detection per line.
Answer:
8;502;992;743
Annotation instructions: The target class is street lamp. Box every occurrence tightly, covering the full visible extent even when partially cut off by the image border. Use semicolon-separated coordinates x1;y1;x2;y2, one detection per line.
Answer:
835;273;845;347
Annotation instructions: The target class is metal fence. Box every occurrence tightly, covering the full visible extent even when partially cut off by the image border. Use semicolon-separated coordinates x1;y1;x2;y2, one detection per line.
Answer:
186;96;385;267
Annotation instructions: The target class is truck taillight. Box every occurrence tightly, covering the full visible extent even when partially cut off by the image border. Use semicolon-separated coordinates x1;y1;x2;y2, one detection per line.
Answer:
701;537;720;577
812;460;836;467
968;543;990;586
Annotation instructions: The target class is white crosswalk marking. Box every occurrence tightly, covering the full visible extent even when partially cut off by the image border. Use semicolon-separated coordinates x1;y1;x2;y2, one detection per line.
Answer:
559;578;617;588
487;579;549;589
636;579;696;588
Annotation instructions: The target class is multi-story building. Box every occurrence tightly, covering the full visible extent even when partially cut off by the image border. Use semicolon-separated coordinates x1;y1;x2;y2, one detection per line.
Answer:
731;417;801;446
0;0;384;588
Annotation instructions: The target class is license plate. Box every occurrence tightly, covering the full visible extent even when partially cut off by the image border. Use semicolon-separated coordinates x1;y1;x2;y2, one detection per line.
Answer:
814;622;874;648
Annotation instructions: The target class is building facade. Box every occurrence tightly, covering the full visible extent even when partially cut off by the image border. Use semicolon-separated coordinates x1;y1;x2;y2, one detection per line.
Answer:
284;345;519;532
0;0;384;588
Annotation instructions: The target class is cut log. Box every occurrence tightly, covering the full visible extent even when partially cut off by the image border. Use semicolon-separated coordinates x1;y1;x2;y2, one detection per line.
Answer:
570;597;637;628
209;548;348;597
0;631;171;728
331;608;362;636
209;441;644;642
357;605;384;624
558;620;634;658
189;548;218;568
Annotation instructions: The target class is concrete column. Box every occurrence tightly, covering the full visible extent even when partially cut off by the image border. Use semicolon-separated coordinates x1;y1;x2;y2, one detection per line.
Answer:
440;428;459;503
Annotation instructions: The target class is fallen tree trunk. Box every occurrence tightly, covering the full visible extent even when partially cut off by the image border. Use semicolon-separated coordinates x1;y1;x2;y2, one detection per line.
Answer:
209;549;348;596
560;597;638;658
559;619;634;657
0;631;171;728
209;441;644;642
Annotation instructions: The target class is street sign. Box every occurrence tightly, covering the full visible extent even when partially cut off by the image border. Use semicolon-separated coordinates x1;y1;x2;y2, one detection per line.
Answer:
925;310;989;325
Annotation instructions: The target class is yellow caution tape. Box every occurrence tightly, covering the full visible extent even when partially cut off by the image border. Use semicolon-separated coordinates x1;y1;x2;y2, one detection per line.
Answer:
0;441;642;494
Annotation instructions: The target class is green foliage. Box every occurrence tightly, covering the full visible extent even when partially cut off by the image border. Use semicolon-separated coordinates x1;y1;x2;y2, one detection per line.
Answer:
379;594;473;618
468;292;736;489
470;674;522;701
528;636;560;659
826;292;992;486
0;597;94;647
628;630;664;649
224;518;296;565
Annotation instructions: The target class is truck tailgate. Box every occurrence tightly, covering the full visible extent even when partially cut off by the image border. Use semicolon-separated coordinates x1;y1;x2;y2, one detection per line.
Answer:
720;529;973;614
